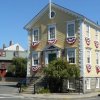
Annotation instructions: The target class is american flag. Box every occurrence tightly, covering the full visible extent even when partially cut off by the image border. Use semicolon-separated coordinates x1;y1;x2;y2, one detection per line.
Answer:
32;65;41;72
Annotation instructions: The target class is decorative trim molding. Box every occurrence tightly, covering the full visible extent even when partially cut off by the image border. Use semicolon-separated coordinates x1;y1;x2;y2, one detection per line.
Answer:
32;42;40;48
85;37;90;46
32;65;41;72
48;39;57;44
86;64;91;73
94;41;99;48
96;65;100;74
66;37;76;45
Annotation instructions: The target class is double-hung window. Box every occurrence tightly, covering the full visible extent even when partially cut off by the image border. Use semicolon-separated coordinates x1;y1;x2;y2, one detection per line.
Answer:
95;30;99;41
32;28;39;42
67;21;75;38
48;25;56;40
96;78;99;88
86;24;90;38
86;49;91;64
32;52;39;66
67;48;76;64
96;52;99;65
87;78;91;89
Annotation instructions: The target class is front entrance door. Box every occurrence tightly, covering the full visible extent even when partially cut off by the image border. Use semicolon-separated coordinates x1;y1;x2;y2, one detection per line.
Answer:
48;53;57;63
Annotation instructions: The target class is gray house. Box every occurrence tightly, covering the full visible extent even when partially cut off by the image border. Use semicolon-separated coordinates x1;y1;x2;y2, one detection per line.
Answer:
0;41;27;77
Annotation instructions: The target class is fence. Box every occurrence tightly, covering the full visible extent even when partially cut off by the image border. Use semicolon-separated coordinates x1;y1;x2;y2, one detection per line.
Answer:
33;77;83;93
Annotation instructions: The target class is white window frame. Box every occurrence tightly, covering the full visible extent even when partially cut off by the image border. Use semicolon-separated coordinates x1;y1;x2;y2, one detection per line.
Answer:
96;78;99;88
45;50;60;65
32;28;39;42
67;48;76;64
87;78;91;89
67;21;75;38
48;24;56;40
32;52;39;66
86;24;90;38
86;49;91;64
96;52;99;65
95;30;99;41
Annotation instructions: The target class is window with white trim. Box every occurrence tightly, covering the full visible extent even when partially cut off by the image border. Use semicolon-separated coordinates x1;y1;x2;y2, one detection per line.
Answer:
96;78;99;88
67;48;76;64
32;28;39;42
87;78;91;89
86;49;91;64
86;24;90;38
67;80;75;89
32;52;39;66
96;52;99;65
67;21;75;37
95;30;99;41
48;25;56;40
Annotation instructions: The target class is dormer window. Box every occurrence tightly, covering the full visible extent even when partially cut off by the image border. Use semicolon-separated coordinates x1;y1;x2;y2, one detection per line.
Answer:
48;25;56;40
67;21;75;38
32;28;39;42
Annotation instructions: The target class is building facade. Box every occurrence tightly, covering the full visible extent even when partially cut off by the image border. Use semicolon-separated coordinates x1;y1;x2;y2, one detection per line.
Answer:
0;42;27;77
24;3;100;93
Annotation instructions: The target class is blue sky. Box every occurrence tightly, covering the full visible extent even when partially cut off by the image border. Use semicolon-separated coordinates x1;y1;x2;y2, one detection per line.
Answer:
0;0;100;49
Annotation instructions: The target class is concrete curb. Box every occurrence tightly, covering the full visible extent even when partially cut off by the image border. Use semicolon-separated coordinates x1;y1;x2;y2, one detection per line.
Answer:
21;92;100;99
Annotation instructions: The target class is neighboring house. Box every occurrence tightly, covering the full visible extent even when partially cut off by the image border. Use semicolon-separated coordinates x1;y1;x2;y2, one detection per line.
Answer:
0;41;27;77
24;3;100;93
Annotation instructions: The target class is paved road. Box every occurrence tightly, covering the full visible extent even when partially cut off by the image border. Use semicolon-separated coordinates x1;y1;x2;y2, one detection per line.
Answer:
74;96;100;100
0;82;100;100
0;82;18;94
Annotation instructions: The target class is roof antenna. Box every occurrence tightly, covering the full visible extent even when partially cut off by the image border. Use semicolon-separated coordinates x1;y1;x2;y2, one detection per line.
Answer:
49;0;52;19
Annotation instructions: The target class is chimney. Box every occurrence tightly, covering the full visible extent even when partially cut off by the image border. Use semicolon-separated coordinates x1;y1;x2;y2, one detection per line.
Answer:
3;43;6;49
9;40;13;46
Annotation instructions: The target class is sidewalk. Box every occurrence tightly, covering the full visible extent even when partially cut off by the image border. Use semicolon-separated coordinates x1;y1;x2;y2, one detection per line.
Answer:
21;92;100;99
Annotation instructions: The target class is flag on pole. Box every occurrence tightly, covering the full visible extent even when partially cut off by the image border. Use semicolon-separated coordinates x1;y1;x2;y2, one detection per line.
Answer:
49;0;52;19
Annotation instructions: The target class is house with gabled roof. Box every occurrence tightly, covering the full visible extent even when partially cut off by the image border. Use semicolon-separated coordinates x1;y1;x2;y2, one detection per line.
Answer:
0;41;27;77
24;2;100;93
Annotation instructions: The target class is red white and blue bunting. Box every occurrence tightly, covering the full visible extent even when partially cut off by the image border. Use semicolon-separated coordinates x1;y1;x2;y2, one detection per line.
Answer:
66;37;76;45
48;39;57;44
32;42;39;48
94;41;99;48
32;65;41;72
86;64;91;73
85;37;90;46
96;65;100;74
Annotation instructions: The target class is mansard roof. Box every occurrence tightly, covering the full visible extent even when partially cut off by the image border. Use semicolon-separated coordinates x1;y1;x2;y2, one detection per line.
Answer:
24;3;100;30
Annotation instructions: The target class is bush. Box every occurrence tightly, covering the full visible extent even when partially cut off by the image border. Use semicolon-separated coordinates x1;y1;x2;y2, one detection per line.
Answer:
37;88;50;94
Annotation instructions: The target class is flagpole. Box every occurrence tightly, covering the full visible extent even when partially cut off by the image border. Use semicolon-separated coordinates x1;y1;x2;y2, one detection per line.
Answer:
49;0;51;19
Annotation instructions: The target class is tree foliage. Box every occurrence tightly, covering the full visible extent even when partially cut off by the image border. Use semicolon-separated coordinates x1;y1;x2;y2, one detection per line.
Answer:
12;57;27;77
43;58;80;92
44;58;80;78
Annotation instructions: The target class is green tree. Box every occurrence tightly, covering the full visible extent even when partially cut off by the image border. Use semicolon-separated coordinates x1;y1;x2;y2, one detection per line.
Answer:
44;58;80;92
12;57;27;77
